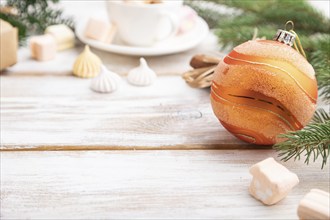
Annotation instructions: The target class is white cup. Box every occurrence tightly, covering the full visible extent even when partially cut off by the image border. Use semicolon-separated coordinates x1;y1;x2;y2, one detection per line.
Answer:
106;0;183;47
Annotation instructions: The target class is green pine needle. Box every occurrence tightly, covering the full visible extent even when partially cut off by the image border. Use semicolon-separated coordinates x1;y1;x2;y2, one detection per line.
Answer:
186;0;330;102
274;109;330;169
311;108;330;124
0;0;74;45
187;0;330;168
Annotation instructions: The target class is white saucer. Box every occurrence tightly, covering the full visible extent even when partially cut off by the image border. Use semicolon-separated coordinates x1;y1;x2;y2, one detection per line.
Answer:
75;17;209;56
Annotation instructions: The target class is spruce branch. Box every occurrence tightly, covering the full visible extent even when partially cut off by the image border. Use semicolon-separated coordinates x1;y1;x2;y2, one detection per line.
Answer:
0;0;74;45
187;0;330;168
311;108;330;124
185;0;330;102
309;35;330;103
274;109;330;169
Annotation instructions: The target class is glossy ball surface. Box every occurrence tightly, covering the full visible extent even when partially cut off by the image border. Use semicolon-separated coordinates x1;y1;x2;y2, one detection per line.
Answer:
210;40;318;145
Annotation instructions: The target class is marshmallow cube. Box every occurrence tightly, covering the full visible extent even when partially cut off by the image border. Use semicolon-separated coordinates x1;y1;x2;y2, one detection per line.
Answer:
297;189;329;220
45;24;75;51
84;18;117;44
30;34;56;61
0;19;18;70
249;157;299;205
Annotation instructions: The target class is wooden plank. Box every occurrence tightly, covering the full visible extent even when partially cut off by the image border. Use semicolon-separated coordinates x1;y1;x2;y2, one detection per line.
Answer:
1;75;251;150
1;150;328;219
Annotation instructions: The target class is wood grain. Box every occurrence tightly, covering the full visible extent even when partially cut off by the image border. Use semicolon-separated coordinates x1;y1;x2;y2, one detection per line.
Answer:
1;75;252;150
1;150;328;219
1;2;329;220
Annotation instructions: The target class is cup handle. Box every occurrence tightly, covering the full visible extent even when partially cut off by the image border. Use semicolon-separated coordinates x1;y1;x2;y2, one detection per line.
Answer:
155;11;179;42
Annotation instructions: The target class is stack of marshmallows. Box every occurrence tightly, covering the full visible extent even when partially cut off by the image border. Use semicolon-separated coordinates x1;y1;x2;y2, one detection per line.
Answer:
249;158;329;219
30;24;75;61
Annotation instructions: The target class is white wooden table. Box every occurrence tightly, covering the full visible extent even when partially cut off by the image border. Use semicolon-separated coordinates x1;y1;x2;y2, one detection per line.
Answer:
1;1;329;219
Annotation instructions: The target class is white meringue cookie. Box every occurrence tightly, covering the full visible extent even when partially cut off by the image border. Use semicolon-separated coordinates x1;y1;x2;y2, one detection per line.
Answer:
127;58;157;86
90;65;121;93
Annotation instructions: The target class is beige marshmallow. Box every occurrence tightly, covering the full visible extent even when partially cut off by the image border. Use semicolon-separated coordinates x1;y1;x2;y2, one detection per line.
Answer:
45;24;75;51
297;189;329;220
249;157;299;205
84;18;117;44
30;34;56;61
0;19;18;70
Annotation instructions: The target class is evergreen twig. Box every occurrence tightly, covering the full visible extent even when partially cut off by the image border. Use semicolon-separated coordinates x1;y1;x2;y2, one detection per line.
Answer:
187;0;330;168
186;0;330;102
274;109;330;169
0;0;74;45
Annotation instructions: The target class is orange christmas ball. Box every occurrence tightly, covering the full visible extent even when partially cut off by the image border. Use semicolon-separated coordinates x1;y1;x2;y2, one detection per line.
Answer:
210;40;318;145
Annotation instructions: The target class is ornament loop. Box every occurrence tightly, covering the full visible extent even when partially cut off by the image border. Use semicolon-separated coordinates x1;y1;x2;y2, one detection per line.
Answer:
285;20;294;31
290;30;307;58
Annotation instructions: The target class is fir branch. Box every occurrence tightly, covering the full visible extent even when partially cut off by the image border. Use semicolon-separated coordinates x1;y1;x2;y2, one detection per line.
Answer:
206;0;330;34
309;35;330;103
185;0;238;29
311;108;330;124
0;0;74;45
274;109;330;169
187;0;330;168
186;0;330;102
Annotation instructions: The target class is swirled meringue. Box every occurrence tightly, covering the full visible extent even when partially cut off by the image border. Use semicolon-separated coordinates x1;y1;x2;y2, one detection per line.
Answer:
90;65;121;93
127;58;157;86
73;45;101;78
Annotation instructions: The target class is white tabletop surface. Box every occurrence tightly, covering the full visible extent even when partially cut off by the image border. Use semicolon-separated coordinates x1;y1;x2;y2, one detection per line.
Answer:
1;1;329;219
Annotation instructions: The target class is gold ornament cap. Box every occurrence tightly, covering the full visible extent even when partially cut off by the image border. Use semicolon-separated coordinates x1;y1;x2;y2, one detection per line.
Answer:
273;29;296;46
273;21;306;58
273;21;298;47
